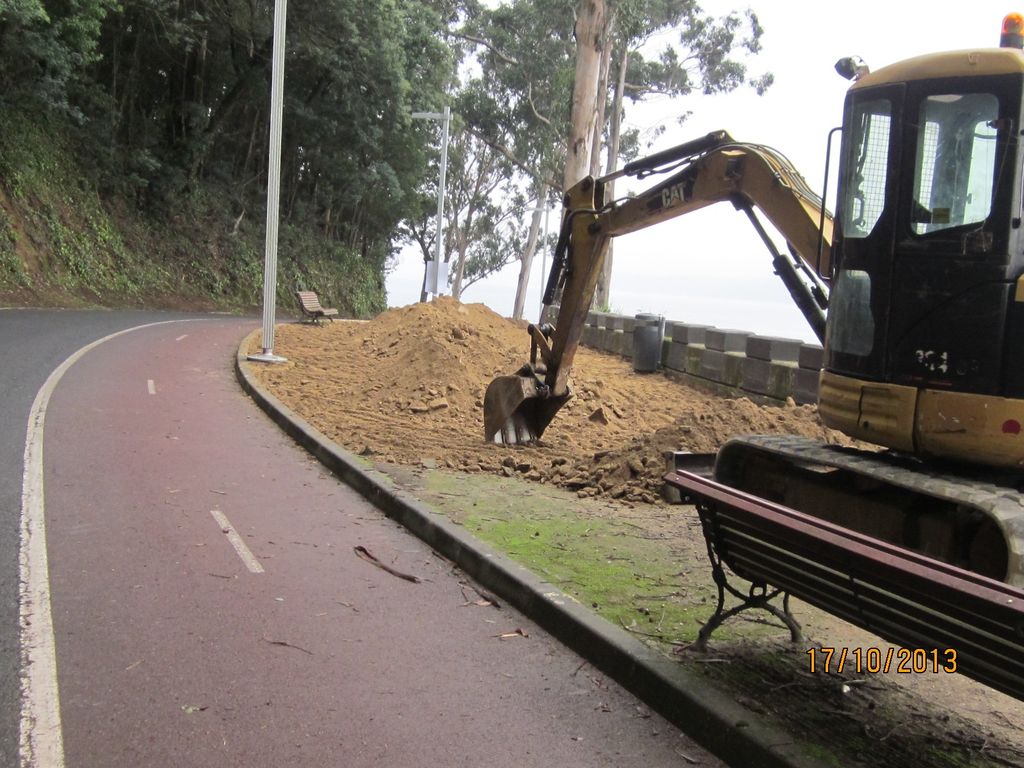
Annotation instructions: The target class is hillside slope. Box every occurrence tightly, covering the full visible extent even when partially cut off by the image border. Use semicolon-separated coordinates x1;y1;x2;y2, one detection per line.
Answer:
0;112;385;316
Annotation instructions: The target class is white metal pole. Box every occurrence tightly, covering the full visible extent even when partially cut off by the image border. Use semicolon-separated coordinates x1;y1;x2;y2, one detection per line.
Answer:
249;0;288;363
433;105;451;295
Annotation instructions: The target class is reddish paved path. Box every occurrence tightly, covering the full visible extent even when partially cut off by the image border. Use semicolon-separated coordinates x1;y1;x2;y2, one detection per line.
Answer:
42;319;723;767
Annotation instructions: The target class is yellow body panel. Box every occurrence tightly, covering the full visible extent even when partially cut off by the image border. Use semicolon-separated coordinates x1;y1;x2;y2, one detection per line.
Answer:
818;371;916;452
852;48;1024;90
917;390;1024;468
820;372;1024;468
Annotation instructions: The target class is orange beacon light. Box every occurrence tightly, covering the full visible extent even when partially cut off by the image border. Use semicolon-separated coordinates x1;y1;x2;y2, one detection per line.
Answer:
1001;12;1024;48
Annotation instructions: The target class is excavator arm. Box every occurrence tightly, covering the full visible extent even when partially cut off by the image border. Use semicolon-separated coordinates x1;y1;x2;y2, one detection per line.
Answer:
484;131;834;444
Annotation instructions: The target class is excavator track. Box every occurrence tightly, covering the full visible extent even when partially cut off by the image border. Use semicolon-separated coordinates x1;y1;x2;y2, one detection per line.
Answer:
714;435;1024;586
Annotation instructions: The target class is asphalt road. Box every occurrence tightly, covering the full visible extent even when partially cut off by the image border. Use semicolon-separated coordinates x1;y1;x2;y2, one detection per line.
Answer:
4;311;723;767
0;308;214;767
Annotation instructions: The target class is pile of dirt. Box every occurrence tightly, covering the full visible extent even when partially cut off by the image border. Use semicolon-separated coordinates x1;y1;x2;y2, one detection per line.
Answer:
545;399;850;503
249;297;849;501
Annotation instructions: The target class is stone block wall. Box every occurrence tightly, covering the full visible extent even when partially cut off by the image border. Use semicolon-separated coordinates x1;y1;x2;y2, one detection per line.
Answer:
582;312;823;405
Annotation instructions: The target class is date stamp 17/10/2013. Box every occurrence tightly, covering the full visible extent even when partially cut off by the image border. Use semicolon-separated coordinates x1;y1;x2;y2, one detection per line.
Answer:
807;646;958;675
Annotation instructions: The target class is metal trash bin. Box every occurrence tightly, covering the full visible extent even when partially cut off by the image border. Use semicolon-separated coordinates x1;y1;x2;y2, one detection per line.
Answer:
633;313;664;372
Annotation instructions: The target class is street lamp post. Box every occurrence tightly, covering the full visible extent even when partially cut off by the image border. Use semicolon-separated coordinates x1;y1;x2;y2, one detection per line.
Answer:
248;0;288;363
412;106;451;297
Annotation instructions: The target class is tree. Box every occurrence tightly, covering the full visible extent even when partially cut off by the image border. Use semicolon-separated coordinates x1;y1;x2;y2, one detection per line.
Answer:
434;0;576;314
403;124;533;302
511;178;551;320
438;0;770;315
76;0;454;263
0;0;116;115
591;0;772;307
565;0;607;188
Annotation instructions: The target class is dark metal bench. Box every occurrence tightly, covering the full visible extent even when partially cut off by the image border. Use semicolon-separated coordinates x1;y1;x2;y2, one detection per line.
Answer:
664;468;1024;701
295;290;339;325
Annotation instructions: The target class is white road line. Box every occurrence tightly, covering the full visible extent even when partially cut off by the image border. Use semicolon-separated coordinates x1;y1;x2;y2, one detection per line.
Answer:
147;379;156;395
175;334;188;341
20;319;199;768
209;510;264;574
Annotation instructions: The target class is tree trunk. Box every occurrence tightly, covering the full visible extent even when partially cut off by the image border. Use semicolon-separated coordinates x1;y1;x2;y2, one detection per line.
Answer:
451;231;469;300
450;194;476;299
188;32;275;180
513;182;548;320
563;0;606;190
594;44;629;310
420;256;430;303
589;19;613;178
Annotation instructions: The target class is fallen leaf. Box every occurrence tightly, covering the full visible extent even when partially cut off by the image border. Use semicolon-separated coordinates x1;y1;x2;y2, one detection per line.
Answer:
495;628;529;640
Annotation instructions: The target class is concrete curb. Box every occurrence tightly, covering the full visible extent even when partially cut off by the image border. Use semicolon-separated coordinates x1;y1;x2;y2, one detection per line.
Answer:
235;330;821;768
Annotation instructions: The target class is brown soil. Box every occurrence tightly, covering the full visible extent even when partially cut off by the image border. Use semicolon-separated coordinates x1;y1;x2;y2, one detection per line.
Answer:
248;297;850;502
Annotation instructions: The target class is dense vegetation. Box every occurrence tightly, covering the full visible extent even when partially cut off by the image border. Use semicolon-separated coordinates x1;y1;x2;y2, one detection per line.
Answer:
0;0;451;313
0;0;766;314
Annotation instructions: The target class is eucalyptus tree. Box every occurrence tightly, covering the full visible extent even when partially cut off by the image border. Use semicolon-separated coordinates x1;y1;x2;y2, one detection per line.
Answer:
591;0;772;307
444;0;770;314
450;0;576;316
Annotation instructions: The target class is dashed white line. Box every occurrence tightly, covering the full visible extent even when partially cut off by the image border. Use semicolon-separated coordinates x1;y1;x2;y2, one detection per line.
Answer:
20;319;199;768
147;379;156;395
210;510;265;574
175;334;188;341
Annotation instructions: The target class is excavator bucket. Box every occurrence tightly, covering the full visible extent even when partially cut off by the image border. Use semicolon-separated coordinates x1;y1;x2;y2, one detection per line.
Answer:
483;372;571;444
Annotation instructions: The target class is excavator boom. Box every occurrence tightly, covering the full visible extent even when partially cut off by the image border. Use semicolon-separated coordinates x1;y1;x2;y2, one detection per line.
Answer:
483;131;832;443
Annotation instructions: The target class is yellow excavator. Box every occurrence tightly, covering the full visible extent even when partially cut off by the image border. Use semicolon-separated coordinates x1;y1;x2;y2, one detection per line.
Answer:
484;16;1024;586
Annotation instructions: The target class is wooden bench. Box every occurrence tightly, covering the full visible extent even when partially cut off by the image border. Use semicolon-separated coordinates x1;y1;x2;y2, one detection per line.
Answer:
664;467;1024;702
295;290;338;325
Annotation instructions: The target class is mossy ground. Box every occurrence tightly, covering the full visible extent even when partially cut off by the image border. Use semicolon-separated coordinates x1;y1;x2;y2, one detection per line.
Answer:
414;468;746;647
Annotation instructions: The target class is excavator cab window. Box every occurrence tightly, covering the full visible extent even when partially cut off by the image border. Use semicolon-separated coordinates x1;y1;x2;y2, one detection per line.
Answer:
840;97;893;239
827;268;875;356
910;92;1000;235
830;94;895;362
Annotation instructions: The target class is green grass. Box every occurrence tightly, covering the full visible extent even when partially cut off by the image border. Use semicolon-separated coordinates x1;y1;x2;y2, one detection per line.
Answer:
417;469;758;648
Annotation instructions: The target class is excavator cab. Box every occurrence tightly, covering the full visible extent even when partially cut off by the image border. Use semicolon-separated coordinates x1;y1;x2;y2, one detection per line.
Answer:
818;47;1024;466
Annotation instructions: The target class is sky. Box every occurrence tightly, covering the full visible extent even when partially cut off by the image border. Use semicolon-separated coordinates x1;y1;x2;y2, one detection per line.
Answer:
385;1;1017;343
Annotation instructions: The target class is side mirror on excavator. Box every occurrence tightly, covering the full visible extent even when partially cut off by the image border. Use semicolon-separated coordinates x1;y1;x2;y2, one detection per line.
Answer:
835;56;870;81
